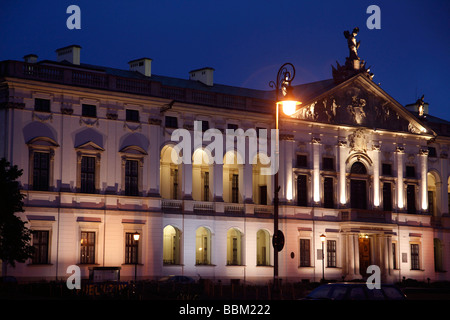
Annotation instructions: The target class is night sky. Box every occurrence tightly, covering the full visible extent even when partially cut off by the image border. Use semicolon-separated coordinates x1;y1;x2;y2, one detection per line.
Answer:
1;0;449;120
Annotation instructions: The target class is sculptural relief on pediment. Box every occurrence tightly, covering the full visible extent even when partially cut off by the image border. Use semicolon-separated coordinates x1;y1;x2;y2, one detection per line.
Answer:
295;83;422;134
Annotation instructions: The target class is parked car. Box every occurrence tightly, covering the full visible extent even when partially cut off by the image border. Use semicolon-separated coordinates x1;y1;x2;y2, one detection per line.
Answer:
304;282;406;300
158;275;196;284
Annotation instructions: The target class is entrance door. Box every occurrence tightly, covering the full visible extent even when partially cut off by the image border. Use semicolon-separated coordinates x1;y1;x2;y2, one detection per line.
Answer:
359;237;371;275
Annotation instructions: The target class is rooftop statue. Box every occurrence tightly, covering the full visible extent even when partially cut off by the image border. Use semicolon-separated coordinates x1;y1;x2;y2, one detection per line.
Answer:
344;27;360;60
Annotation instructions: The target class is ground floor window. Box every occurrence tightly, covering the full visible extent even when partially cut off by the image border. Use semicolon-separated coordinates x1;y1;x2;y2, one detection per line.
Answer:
299;238;311;267
80;231;95;264
196;227;211;265
411;243;420;270
257;229;270;266
327;240;336;267
32;230;49;264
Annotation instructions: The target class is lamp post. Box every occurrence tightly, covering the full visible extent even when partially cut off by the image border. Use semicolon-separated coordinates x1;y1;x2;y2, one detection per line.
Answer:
269;63;301;295
133;232;140;282
320;233;326;282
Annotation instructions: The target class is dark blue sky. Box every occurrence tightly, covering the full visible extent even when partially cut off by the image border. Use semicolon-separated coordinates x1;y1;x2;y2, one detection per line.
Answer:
1;0;449;120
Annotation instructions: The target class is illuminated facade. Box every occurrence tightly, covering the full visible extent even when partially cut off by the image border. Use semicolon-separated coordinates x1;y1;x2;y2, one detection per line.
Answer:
1;45;450;284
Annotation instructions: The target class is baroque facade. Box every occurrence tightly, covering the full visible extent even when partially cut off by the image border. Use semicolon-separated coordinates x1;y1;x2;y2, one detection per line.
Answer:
1;43;449;284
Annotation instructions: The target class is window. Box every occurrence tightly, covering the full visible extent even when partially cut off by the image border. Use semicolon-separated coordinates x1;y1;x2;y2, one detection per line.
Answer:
172;169;179;200
351;179;367;209
383;182;392;211
203;171;210;201
82;104;97;118
323;177;334;208
257;229;270;266
231;174;239;203
406;166;416;178
34;98;50;112
382;163;392;176
411;244;420;270
297;175;308;206
407;184;416;214
350;161;367;174
201;120;209;132
80;156;96;193
327;240;336;267
80;232;95;264
428;190;435;215
227;228;242;266
163;225;181;265
322;157;334;171
165;116;178;128
428;147;437;158
125;232;139;264
196;227;211;265
296;155;307;168
125;160;139;196
259;185;267;205
227;123;238;131
126;109;139;122
33;152;49;191
32;230;49;264
299;239;311;267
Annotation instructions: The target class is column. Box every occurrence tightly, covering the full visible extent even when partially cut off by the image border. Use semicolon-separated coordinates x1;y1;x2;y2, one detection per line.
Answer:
419;148;429;212
353;234;361;278
396;146;405;210
280;135;294;203
312;137;321;204
243;162;253;203
338;139;347;207
182;163;193;200
212;163;223;202
346;233;355;277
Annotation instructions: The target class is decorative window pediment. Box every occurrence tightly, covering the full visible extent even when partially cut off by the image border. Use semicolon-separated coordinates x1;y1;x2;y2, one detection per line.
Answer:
75;141;105;152
119;145;148;155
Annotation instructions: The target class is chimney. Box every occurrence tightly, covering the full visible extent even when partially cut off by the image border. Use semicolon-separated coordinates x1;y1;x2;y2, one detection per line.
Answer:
189;67;214;86
23;54;38;63
55;45;81;65
128;58;152;77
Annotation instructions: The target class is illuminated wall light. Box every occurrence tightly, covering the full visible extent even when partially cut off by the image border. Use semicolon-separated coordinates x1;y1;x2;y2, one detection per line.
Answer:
286;174;293;201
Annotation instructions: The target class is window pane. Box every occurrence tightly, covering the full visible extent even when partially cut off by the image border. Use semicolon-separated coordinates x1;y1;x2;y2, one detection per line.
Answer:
82;104;97;118
33;152;49;191
125;160;139;196
297;175;307;206
34;98;50;112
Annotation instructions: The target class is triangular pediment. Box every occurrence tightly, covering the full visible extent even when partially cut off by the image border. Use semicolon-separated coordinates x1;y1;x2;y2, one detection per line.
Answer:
291;74;434;136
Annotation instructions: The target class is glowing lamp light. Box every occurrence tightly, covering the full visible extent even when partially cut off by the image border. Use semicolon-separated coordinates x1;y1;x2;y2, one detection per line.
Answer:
320;234;326;242
277;85;301;116
133;232;140;241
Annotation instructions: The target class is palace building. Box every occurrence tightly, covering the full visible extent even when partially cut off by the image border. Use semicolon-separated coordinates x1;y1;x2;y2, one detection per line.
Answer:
1;38;449;284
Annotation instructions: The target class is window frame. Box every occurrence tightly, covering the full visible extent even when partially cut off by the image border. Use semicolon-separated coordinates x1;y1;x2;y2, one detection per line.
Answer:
80;231;96;264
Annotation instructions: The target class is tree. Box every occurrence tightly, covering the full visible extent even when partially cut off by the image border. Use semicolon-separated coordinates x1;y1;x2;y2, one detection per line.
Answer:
0;158;34;276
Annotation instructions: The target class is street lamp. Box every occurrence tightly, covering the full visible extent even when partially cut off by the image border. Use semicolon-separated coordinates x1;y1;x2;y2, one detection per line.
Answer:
320;233;326;282
133;232;140;282
269;63;301;295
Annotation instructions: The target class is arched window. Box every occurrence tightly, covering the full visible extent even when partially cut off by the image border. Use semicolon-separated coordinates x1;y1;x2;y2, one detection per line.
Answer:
193;149;212;201
256;229;270;266
227;228;242;265
196;227;211;265
350;161;367;174
223;151;243;203
160;145;181;199
163;225;181;265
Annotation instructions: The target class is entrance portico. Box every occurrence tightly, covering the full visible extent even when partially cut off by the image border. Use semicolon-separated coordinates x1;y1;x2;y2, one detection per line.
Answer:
341;223;395;283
